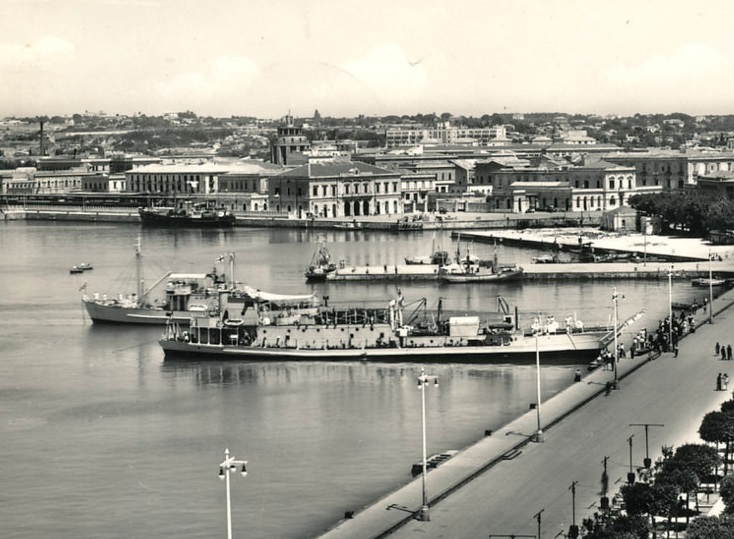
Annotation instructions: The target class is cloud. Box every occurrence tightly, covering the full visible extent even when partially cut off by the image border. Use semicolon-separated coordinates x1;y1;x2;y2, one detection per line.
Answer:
342;42;428;110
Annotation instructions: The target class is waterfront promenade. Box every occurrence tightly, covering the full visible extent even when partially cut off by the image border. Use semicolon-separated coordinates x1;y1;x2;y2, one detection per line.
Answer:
316;290;734;539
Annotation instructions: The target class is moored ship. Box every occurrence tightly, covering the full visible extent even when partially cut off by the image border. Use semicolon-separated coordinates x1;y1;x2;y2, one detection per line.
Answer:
160;293;620;364
82;238;232;324
139;201;235;227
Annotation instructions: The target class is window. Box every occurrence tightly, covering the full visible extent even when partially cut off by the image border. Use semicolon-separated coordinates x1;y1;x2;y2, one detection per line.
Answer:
609;179;615;189
313;186;318;197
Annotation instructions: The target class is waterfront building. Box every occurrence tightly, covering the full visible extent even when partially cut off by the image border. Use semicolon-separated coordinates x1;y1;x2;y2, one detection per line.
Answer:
218;161;285;212
399;171;435;213
2;166;96;195
124;160;284;201
600;205;639;232
267;160;402;218
604;148;734;190
480;155;639;213
82;173;126;193
125;163;232;195
451;159;481;195
270;114;311;166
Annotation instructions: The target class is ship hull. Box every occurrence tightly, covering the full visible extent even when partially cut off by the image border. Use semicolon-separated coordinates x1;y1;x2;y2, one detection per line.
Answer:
160;330;606;364
139;212;235;227
83;300;195;325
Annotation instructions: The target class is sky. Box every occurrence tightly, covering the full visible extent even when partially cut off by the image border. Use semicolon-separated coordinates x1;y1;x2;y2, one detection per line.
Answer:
3;0;734;119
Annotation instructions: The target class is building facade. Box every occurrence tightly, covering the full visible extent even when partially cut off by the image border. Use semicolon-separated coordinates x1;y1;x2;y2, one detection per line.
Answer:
270;114;311;166
268;161;402;218
604;148;734;190
483;158;639;213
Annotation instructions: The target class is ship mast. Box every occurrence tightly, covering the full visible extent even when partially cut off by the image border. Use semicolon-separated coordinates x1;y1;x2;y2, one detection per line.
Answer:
135;235;144;301
229;252;235;289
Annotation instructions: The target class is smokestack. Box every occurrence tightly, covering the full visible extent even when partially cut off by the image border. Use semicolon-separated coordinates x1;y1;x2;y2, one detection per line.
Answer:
39;121;45;156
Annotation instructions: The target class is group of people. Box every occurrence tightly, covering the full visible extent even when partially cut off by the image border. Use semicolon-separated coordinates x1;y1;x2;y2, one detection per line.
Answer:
716;342;733;361
717;372;730;391
716;342;733;392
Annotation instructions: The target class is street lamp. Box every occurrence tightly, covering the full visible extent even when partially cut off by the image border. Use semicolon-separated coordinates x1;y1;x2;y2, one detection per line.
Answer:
668;265;674;352
218;448;248;539
533;322;544;442
627;435;636;484
417;368;439;522
630;423;665;469
612;288;619;389
569;481;579;539
709;250;714;324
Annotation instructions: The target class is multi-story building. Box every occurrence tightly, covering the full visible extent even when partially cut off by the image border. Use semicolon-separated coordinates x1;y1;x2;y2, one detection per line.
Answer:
399;171;435;213
696;171;734;199
483;156;639;213
268;160;402;218
125;163;233;195
270;114;311;166
385;122;510;149
604;148;734;190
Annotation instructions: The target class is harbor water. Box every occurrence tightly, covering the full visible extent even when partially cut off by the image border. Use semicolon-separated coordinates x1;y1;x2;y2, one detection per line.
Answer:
0;223;709;539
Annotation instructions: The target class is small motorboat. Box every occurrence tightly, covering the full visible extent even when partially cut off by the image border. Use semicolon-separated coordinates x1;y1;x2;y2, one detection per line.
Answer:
70;262;93;274
692;278;727;287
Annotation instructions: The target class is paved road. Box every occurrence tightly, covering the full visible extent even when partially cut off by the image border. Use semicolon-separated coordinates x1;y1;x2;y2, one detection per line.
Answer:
387;303;734;538
315;291;734;539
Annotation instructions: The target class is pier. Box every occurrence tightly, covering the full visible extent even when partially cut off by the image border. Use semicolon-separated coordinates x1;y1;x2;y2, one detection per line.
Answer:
316;288;734;539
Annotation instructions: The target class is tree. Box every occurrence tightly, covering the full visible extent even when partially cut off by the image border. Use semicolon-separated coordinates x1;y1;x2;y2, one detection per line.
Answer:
686;514;734;539
650;482;680;538
721;475;734;513
668;443;720;482
700;410;734;475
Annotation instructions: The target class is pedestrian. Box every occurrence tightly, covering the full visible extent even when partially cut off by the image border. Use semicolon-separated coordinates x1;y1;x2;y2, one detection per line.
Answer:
717;342;721;356
725;374;730;391
723;346;727;361
574;368;582;383
728;345;733;361
674;344;679;358
717;373;723;391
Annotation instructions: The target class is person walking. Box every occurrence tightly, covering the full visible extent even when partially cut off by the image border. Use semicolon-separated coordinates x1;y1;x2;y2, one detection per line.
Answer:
724;374;730;391
728;345;733;361
717;373;723;391
723;346;727;361
717;342;721;357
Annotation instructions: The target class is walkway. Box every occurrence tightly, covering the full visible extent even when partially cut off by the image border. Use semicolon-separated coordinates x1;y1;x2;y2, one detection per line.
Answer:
316;290;734;539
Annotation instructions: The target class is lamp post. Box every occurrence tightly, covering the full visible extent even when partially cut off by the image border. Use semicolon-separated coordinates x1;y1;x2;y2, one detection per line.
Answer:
218;448;248;539
569;481;579;539
612;288;619;389
630;423;665;469
417;368;439;522
627;435;636;484
709;250;714;324
668;265;674;352
534;508;544;539
534;324;544;442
